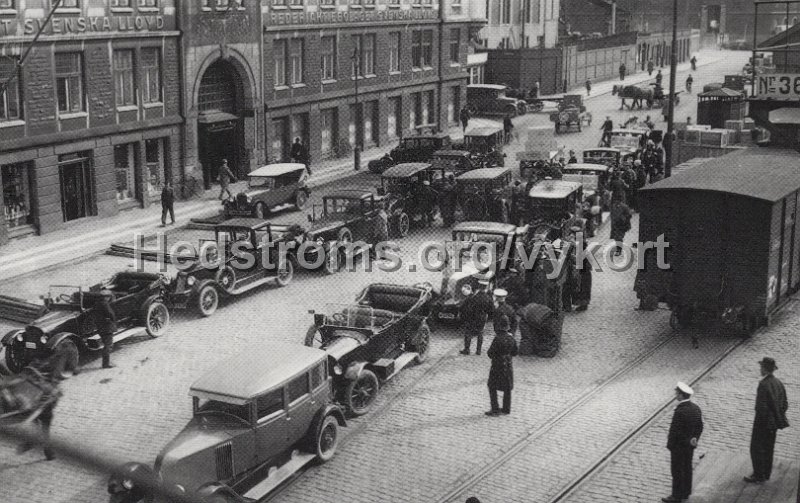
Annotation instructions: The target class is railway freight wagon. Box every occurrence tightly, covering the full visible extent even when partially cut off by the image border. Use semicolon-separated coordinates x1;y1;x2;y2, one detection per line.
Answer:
636;148;800;333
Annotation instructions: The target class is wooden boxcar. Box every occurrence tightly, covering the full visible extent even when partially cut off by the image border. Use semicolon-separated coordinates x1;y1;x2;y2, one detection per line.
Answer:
636;148;800;332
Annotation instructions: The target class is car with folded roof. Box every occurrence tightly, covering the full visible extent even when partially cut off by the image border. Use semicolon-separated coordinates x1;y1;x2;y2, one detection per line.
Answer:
222;163;310;219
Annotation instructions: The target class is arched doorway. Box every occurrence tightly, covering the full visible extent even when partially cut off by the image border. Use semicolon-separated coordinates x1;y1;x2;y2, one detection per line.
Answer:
197;59;245;189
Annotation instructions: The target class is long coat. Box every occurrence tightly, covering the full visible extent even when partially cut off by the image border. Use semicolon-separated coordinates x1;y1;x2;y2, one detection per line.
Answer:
460;292;494;332
754;374;789;432
667;400;704;451
487;331;518;391
93;301;117;336
493;302;518;335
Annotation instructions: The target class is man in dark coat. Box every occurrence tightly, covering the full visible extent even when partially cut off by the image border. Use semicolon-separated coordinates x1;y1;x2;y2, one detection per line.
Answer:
459;280;494;355
459;106;471;132
218;159;237;200
291;137;311;174
647;59;655;76
492;289;517;337
745;357;790;484
600;116;614;147
502;268;528;309
610;171;629;206
94;290;117;369
619;62;626;80
655;69;663;86
610;202;632;256
160;182;175;227
485;315;518;416
503;115;514;144
575;242;593;312
664;382;704;502
417;180;438;226
567;150;578;164
440;174;457;227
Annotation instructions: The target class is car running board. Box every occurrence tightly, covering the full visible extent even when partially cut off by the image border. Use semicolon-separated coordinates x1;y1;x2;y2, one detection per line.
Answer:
242;451;317;501
383;352;419;381
229;276;282;296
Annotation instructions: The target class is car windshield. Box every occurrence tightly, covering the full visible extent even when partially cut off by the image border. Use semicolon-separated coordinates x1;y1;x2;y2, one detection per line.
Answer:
249;176;275;190
195;398;251;423
47;285;82;306
324;197;362;215
465;137;488;149
447;236;502;270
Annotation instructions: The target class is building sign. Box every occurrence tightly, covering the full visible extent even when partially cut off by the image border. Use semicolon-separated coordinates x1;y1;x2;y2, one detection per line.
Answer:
12;15;166;36
756;74;800;100
269;8;438;26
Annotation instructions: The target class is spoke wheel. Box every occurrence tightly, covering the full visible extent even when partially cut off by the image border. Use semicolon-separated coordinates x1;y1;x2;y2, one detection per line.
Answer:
315;416;339;462
215;267;236;294
275;258;294;287
51;339;79;380
397;212;410;238
145;301;170;338
295;191;309;209
3;333;26;374
344;369;379;416
197;284;219;317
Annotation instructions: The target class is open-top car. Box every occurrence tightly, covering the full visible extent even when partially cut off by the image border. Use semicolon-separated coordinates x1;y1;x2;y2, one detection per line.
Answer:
222;163;310;219
305;283;433;416
110;342;347;503
525;179;585;241
460;127;506;168
367;132;452;174
455;167;514;223
378;163;440;237
168;219;296;317
2;272;170;378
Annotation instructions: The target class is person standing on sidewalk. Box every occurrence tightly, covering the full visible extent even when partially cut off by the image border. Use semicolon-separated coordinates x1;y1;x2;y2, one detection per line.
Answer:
663;382;704;503
585;78;592;96
218;159;237;201
600;116;613;146
291;138;312;175
685;74;693;94
690;55;697;71
619;63;627;81
485;315;517;416
745;357;790;484
94;290;117;369
160;182;175;227
460;279;494;356
647;59;655;76
655;69;663;87
503;115;514;144
460;106;471;132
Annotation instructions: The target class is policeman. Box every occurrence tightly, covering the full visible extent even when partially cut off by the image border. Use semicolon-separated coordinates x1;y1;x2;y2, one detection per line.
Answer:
95;289;117;369
493;289;518;337
485;315;518;416
459;279;494;355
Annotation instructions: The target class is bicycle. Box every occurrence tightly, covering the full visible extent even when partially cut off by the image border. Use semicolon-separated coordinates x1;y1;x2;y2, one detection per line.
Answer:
178;175;203;199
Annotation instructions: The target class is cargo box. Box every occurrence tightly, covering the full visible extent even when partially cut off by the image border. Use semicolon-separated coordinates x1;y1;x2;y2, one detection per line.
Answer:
699;129;729;147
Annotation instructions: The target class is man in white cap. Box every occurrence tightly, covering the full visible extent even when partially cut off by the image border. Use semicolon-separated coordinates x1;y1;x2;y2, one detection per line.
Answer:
664;382;704;502
745;357;789;484
459;279;494;355
493;289;517;336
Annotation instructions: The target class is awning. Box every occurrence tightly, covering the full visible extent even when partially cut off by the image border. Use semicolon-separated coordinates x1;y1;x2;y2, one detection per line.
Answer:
769;107;800;124
197;110;239;124
466;52;488;67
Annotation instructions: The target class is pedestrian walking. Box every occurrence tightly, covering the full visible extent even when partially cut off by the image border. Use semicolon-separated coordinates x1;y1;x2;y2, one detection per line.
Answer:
440;174;457;227
459;279;494;355
510;179;525;226
745;357;790;484
663;382;704;503
647;59;655;76
574;241;593;312
160;182;175;227
690;55;697;71
485;315;518;416
655;69;663;87
460;106;471;132
610;202;632;256
371;202;389;259
16;400;56;461
685;74;693;94
600;116;614;147
622;164;637;211
503;114;514;144
644;115;655;130
291;137;311;175
217;159;237;200
417;180;437;226
492;289;518;336
585;78;592;96
610;171;629;206
561;242;579;312
619;62;627;81
94;289;117;369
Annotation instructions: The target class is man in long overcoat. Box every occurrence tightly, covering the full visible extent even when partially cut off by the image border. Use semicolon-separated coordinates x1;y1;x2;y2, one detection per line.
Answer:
440;174;457;227
610;202;632;256
575;241;593;312
745;357;790;484
459;280;494;355
664;382;704;502
486;315;518;416
94;289;117;369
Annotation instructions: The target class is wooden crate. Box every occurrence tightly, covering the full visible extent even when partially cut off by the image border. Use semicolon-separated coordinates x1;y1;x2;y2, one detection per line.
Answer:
699;129;730;147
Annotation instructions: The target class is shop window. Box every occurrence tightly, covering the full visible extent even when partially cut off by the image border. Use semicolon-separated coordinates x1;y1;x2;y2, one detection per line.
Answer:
114;144;136;203
145;138;164;197
113;50;137;107
271;117;289;162
141;47;162;104
55;53;84;113
364;100;378;146
58;152;94;222
320;108;337;156
0;57;21;121
2;162;34;229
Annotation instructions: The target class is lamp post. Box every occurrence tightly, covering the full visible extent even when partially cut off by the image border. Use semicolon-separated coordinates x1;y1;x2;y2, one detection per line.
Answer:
351;47;361;171
664;0;678;177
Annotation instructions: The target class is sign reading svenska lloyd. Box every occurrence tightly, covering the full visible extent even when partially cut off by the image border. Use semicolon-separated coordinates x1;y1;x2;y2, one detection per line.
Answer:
756;74;800;99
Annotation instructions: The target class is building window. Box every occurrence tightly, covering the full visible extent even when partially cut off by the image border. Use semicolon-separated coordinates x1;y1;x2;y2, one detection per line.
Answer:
412;30;432;68
502;0;511;24
351;35;362;77
111;0;131;7
412;31;422;69
413;92;422;127
2;162;34;229
54;0;78;7
114;50;136;107
55;53;84;113
138;0;157;6
0;57;21;121
141;47;161;104
321;36;336;81
274;39;287;86
145;138;164;196
320;0;334;5
425;90;434;126
363;34;375;75
320;108;337;157
387;0;399;5
449;28;460;63
114;144;136;203
389;32;400;73
290;38;304;84
451;0;461;11
388;96;401;139
422;30;432;67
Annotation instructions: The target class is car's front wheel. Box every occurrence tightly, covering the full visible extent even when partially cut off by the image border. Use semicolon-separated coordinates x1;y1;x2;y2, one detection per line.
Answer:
397;212;410;237
315;415;339;463
51;338;79;379
144;301;170;338
295;190;309;209
344;369;379;416
3;333;26;374
196;283;219;317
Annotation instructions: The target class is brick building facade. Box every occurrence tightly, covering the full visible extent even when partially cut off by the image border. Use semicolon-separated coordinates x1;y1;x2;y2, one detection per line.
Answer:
0;0;181;245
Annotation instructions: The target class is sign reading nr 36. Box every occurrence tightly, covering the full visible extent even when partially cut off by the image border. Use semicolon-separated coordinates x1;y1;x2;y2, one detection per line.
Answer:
756;74;800;99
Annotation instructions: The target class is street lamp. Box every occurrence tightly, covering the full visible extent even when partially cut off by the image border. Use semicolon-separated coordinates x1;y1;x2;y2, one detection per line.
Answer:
664;0;678;177
351;47;361;171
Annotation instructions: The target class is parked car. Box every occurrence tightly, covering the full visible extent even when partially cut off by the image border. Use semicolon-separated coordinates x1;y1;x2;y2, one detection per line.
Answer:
466;84;527;117
560;163;610;202
2;272;170;378
460;127;506;168
305;283;433;415
582;147;622;169
222;163;310;219
430;149;481;177
367;133;452;174
608;128;648;153
455;167;514;223
525;179;585;241
109;342;347;503
549;94;591;134
168;219;296;317
378;163;438;237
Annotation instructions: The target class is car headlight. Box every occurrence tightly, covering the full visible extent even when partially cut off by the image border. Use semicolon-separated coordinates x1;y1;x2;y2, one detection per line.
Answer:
315;237;324;246
15;333;23;342
40;336;48;344
122;479;133;490
186;276;196;286
334;364;343;376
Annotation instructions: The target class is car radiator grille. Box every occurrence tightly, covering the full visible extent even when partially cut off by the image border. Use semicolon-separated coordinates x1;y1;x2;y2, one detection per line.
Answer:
215;442;234;481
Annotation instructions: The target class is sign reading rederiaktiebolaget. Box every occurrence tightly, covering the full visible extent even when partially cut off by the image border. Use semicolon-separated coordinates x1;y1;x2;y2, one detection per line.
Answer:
756;74;800;100
269;8;438;26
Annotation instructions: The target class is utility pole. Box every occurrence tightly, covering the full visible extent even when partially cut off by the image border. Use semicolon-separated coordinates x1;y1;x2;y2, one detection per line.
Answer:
351;47;361;171
664;0;678;177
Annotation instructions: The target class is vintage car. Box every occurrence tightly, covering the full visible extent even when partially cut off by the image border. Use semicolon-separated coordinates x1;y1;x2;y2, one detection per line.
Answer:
455;167;514;223
549;94;591;134
525;179;585;241
608;128;648;153
168;219;295;317
222;163;310;219
367;132;452;174
461;127;506;168
466;84;527;117
2;272;170;378
109;342;347;503
583;147;622;168
305;283;433;416
561;163;610;202
303;190;381;273
430;149;481;177
378;163;438;237
433;221;533;322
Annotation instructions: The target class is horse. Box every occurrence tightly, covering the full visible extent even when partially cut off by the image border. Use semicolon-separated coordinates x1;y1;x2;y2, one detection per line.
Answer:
612;85;654;110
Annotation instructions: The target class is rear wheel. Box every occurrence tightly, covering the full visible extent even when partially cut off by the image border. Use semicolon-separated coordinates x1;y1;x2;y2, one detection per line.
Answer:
407;321;431;364
295;191;309;209
314;415;339;462
51;339;79;379
196;284;219;317
345;369;379;416
215;266;236;294
144;301;170;338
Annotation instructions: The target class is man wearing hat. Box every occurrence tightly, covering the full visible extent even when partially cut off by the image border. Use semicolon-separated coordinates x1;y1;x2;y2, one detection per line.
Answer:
664;382;704;502
745;357;789;484
417;179;437;227
493;289;517;336
459;279;494;355
486;315;518;416
94;289;117;369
